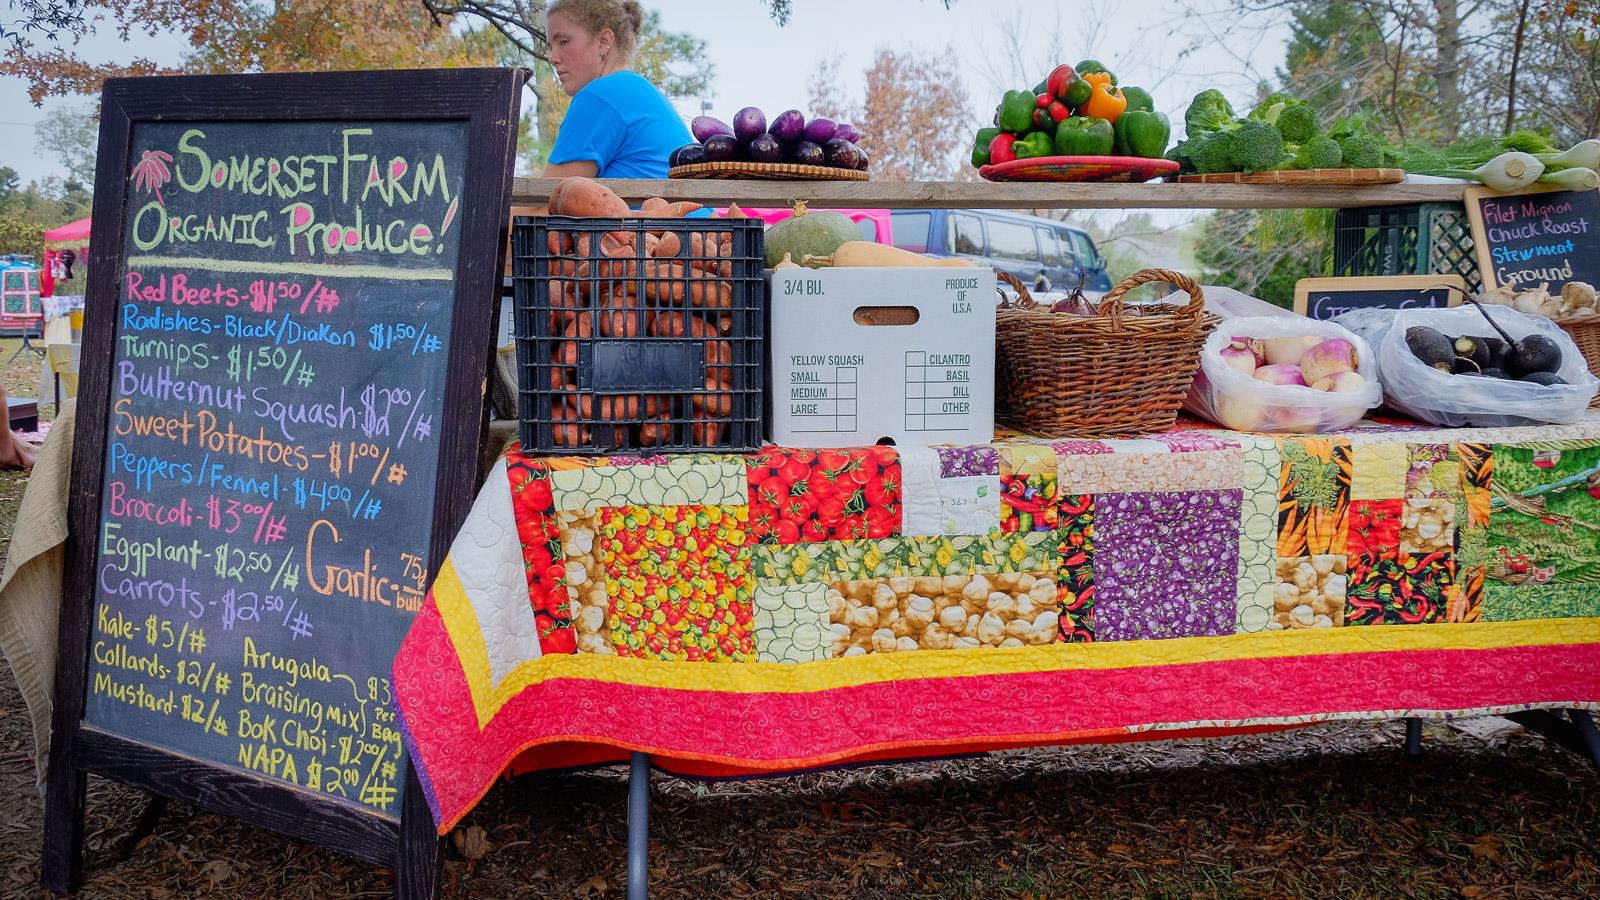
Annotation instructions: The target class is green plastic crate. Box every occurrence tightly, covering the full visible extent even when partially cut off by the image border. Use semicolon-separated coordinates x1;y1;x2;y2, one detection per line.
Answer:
1333;203;1482;293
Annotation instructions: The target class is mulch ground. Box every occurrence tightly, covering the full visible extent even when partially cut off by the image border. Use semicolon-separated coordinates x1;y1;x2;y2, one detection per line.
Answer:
1;345;1598;898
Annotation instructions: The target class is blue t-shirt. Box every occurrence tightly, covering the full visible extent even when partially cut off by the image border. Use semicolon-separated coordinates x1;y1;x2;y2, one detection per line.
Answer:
549;71;692;178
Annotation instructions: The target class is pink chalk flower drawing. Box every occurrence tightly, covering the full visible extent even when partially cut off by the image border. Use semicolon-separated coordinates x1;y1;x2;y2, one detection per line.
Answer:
130;149;175;207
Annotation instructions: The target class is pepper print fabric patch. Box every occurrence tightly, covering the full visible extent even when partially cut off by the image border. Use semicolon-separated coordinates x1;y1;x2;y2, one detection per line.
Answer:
1056;493;1094;642
596;505;755;661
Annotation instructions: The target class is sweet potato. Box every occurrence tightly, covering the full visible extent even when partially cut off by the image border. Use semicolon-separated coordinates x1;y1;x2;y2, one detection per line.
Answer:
551;399;589;447
652;232;681;258
549;176;629;218
724;203;748;219
640;197;671;216
554;314;593;367
666;201;703;217
597;288;643;337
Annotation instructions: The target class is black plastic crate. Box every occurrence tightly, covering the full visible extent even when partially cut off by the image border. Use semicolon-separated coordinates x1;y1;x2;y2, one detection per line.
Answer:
1333;203;1482;293
511;215;765;454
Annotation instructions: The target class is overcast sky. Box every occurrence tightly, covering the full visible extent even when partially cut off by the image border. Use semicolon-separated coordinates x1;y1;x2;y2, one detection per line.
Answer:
2;0;1293;185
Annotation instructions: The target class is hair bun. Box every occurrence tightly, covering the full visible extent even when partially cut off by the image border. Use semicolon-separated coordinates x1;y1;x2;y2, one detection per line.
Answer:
622;0;643;32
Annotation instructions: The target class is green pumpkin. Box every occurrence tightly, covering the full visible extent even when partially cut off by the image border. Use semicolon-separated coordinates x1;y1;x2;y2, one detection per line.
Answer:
764;202;859;268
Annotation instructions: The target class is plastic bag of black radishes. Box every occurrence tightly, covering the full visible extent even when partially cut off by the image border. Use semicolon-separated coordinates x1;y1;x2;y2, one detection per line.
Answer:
1375;305;1599;427
1183;316;1382;433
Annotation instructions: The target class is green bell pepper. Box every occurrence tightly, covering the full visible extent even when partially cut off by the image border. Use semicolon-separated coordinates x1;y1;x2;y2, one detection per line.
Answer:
1113;109;1170;159
1061;78;1092;109
1075;59;1117;85
1013;130;1055;159
1121;86;1155;113
999;90;1036;133
971;126;1001;167
1054;115;1115;156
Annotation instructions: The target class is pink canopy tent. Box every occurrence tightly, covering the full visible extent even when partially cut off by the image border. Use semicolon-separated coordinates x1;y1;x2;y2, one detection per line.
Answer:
42;217;90;249
39;218;90;297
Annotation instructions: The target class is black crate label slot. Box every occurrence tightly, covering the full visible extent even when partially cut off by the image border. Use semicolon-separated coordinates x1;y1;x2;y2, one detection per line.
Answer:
86;120;466;815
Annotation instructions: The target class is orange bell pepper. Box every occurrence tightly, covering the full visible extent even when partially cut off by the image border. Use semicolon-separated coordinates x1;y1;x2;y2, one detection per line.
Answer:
1081;82;1127;123
1082;71;1113;90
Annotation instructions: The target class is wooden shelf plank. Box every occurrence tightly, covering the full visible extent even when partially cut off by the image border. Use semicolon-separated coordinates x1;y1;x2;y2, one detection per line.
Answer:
511;177;1466;210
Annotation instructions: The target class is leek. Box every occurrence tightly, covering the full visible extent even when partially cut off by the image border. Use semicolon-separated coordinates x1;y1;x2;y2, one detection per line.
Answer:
1537;167;1600;190
1433;152;1544;192
1536;139;1600;173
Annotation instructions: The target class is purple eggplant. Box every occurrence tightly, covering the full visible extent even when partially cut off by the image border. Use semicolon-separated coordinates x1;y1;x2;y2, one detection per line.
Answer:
732;106;767;143
854;146;871;171
691;116;733;143
701;133;740;162
746;133;783;164
833;122;862;143
789;140;826;166
669;142;706;168
825;138;865;170
769;109;806;145
803;117;837;144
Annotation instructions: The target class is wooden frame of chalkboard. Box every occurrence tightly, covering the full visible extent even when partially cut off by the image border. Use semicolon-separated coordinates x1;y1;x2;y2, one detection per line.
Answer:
1466;183;1600;292
1293;275;1466;319
42;68;522;900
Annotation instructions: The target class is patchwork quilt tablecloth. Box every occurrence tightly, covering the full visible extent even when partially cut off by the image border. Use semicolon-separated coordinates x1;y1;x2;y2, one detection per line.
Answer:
395;418;1600;832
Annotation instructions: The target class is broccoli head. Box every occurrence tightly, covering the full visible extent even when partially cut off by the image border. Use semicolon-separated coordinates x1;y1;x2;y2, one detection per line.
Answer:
1337;132;1384;169
1230;118;1288;172
1185;89;1237;135
1248;92;1291;124
1275;103;1319;144
1165;140;1195;174
1188;130;1238;174
1290;135;1343;170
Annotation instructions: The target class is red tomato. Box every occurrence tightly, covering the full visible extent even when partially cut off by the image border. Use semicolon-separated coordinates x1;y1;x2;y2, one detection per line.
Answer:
519;477;553;512
774;520;801;544
802;519;829;542
779;457;812;485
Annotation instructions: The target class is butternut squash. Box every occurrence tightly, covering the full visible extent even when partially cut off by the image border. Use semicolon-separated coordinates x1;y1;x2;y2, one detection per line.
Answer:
803;241;977;268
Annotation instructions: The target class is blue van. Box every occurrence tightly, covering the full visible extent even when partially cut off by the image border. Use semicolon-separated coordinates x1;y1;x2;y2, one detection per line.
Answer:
888;209;1114;295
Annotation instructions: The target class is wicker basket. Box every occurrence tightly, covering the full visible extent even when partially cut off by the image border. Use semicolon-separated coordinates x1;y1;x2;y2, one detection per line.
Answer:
994;268;1216;437
1556;317;1600;407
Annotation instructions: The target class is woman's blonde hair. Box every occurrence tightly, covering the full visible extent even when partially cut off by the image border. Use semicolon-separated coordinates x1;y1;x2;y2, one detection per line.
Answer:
548;0;644;61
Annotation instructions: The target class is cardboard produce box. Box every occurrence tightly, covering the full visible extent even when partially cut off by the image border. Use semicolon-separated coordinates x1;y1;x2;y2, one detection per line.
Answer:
770;267;996;447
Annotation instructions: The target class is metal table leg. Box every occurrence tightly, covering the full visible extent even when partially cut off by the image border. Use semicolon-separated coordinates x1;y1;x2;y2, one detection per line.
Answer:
1404;718;1423;758
627;752;650;900
1568;710;1600;771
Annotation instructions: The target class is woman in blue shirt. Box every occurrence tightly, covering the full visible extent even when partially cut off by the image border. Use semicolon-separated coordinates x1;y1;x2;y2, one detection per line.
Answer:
544;0;691;179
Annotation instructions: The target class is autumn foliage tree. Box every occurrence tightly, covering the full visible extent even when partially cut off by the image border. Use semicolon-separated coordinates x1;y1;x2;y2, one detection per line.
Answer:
808;48;973;181
2;0;496;104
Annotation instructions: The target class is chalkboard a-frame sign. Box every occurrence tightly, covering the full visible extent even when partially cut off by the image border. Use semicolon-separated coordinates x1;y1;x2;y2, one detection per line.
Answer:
1293;274;1467;319
43;68;521;900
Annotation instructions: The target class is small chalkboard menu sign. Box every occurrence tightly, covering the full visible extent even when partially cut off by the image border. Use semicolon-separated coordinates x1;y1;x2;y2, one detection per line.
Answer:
44;70;520;899
1293;274;1466;319
1467;184;1600;292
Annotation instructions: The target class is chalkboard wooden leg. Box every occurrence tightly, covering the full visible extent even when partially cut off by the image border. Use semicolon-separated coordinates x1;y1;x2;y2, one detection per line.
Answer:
115;795;169;861
40;750;86;894
1568;710;1600;771
627;752;650;900
394;763;441;900
1404;718;1423;758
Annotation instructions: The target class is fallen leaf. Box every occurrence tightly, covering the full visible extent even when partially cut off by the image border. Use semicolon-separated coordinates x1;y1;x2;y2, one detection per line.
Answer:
1107;844;1133;855
453;825;491;861
1462;887;1486;898
200;859;233;886
1468;835;1505;864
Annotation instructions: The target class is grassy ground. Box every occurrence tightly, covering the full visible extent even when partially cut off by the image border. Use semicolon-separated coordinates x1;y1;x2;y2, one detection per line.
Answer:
1;342;1597;898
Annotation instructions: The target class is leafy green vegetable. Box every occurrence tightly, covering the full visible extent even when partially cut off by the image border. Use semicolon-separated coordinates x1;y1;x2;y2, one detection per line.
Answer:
1291;135;1343;170
1231;119;1288;172
1184;89;1237;136
1275;104;1318;144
